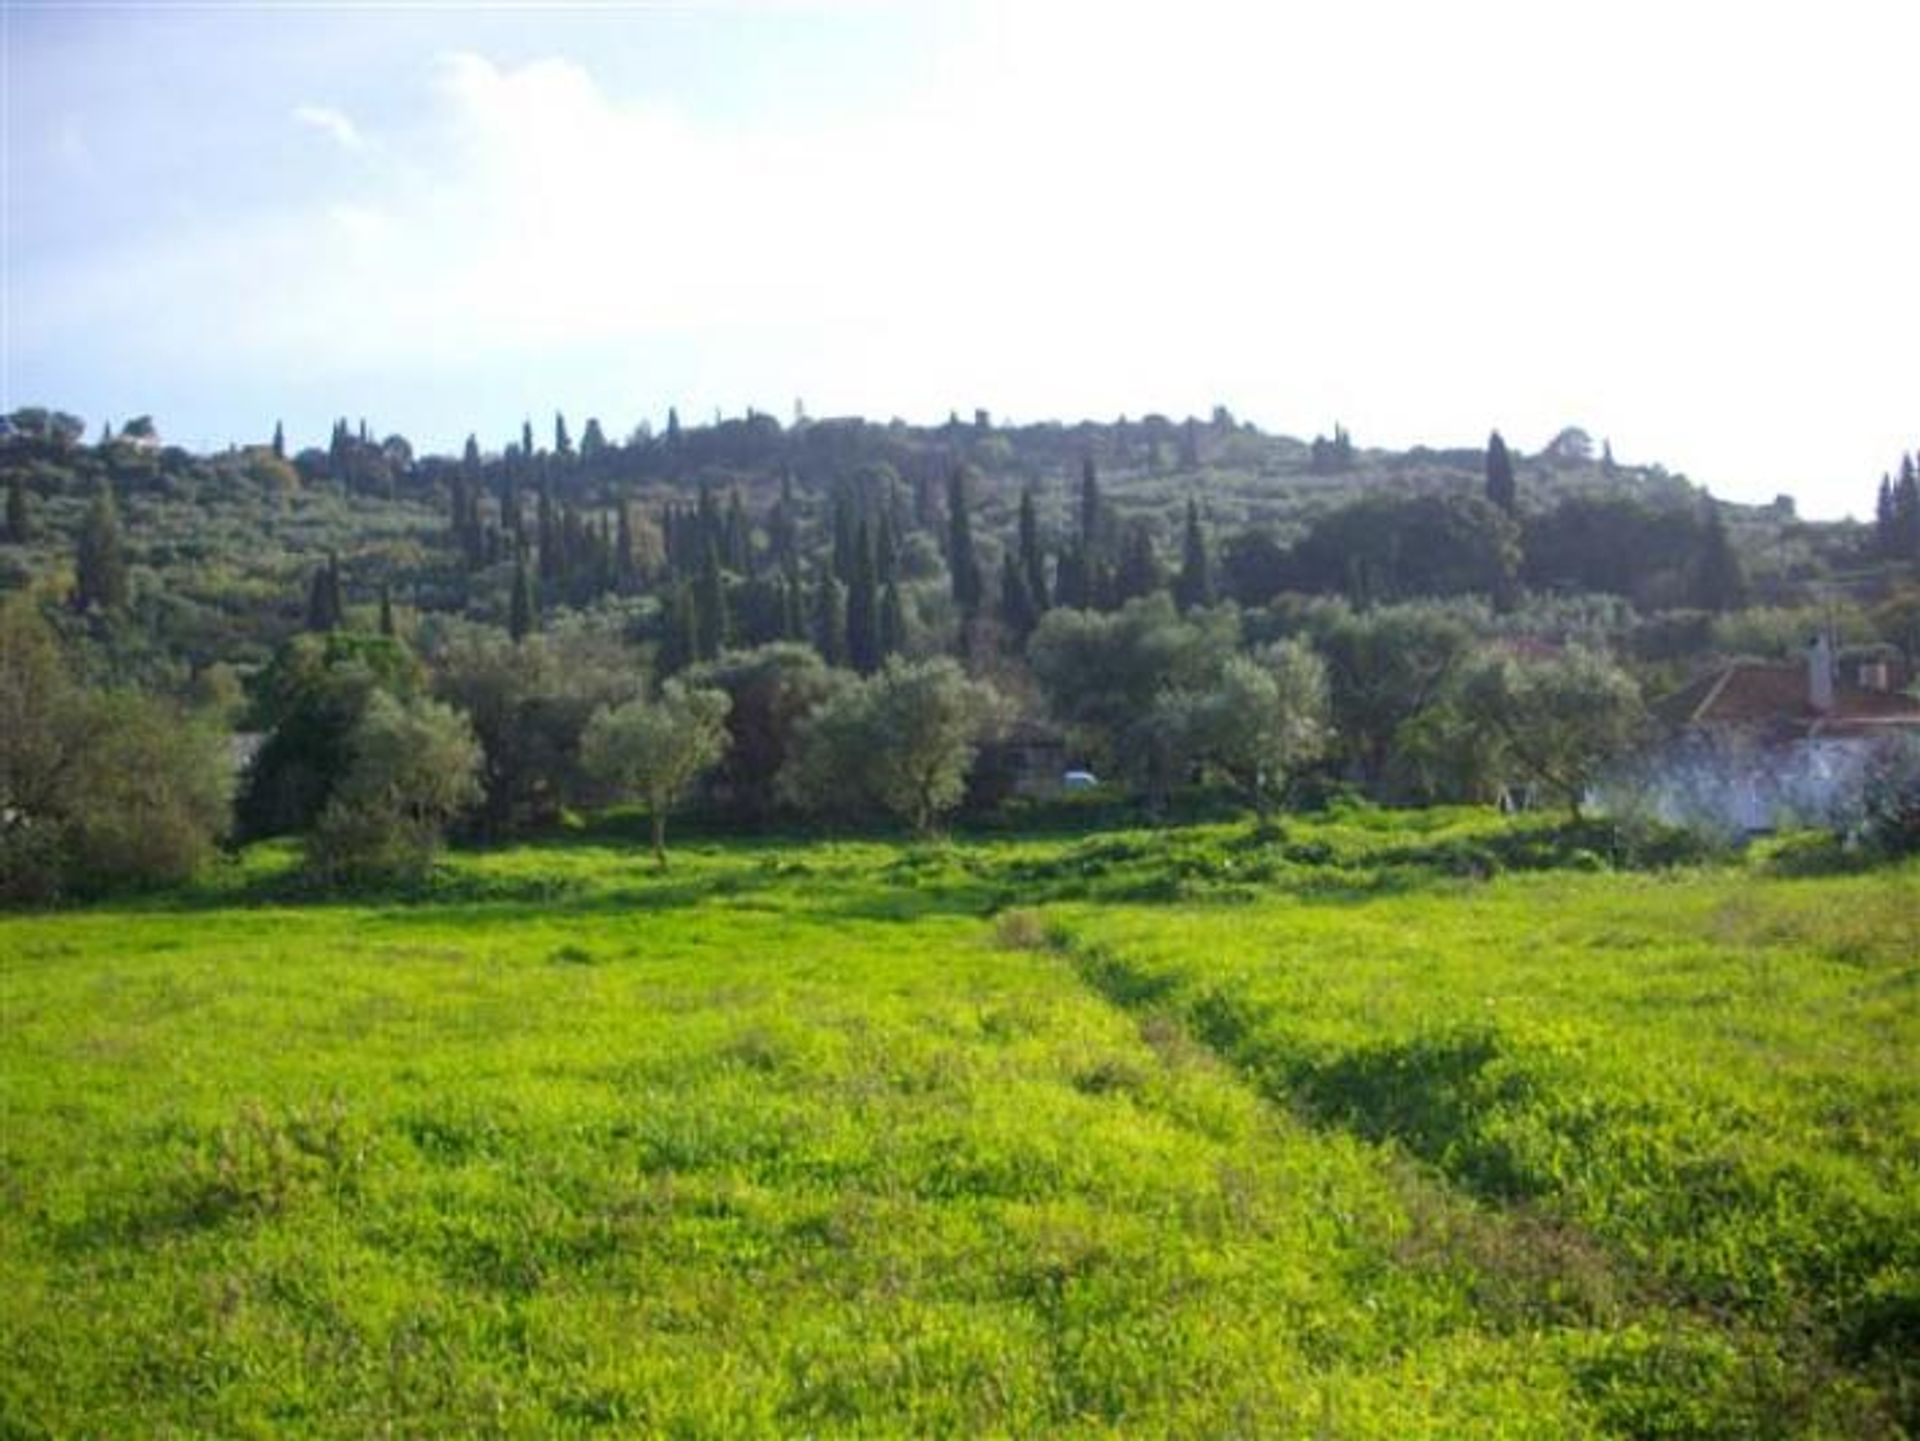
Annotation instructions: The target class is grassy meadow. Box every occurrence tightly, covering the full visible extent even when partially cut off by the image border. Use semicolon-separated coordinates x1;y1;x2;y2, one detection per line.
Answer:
2;812;1916;1436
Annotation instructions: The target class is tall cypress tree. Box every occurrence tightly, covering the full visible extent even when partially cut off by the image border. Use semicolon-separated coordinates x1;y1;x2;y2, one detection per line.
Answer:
378;582;395;637
1054;543;1086;611
946;469;982;619
812;569;846;667
999;552;1038;643
694;540;730;660
879;580;906;658
1174;495;1212;611
1486;430;1516;516
1691;498;1747;612
1079;455;1102;557
876;505;899;587
272;420;286;460
1876;474;1898;557
660;580;698;674
304;551;344;633
1895;457;1920;561
1113;521;1163;604
1017;486;1047;610
831;488;857;584
615;504;637;591
846;518;881;673
553;411;572;457
780;570;805;643
73;486;129;613
771;469;798;568
509;555;536;641
537;486;560;582
725;489;752;575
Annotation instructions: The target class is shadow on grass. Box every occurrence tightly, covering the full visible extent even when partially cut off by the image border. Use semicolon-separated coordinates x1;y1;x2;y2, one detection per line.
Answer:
1069;934;1546;1205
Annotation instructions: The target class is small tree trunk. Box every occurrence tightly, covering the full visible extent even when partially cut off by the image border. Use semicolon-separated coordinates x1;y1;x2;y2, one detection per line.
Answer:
1252;788;1277;839
651;807;668;870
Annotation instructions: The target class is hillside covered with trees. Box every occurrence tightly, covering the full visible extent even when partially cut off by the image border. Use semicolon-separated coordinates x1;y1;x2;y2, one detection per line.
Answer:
4;401;1917;899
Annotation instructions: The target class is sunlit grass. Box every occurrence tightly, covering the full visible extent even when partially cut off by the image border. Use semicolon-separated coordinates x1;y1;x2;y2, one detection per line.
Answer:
3;817;1914;1434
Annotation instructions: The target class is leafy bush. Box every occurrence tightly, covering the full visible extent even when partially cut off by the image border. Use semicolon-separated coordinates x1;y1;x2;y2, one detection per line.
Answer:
304;692;482;885
1854;736;1920;858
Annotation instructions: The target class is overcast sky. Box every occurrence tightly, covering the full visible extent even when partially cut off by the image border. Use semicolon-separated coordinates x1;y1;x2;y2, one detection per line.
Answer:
4;1;1915;517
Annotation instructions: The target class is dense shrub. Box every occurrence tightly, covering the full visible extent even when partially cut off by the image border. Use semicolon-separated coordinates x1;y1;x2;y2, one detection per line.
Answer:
2;597;231;901
304;692;482;885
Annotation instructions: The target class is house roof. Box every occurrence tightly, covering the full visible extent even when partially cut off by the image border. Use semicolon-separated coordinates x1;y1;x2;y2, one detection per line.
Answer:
1654;662;1920;737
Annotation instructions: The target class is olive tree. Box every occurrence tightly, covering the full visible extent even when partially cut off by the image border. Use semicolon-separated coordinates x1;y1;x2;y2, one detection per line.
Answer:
1189;642;1331;824
3;597;232;902
1460;647;1645;818
684;643;838;821
581;681;731;868
306;691;483;885
784;657;1000;836
1028;594;1237;782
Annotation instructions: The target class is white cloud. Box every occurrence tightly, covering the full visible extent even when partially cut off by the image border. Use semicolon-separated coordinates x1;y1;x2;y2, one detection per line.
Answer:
292;104;367;152
22;5;1920;515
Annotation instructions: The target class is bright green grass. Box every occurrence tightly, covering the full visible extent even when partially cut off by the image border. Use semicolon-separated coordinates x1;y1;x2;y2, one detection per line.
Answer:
2;822;1915;1436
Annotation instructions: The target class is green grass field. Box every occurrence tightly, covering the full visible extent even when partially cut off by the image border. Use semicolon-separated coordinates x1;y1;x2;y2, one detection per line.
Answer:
3;815;1916;1436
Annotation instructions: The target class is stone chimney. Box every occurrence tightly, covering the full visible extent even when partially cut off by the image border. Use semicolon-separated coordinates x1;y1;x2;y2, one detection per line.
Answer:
1808;633;1834;712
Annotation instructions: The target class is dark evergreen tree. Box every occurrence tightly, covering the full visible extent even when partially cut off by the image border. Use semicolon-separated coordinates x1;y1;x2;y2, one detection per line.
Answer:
272;420;286;460
304;552;344;633
5;473;29;544
1174;495;1212;611
999;552;1038;643
1691;498;1747;612
1309;424;1356;475
1017;486;1047;610
580;417;607;463
502;466;523;541
377;582;395;637
1877;474;1898;557
831;487;857;584
946;469;983;619
812;569;847;667
536;486;560;582
876;505;900;587
780;567;805;642
771;469;799;568
1079;454;1102;556
73;487;129;613
1113;521;1164;604
1054;543;1087;611
725;489;751;575
553;411;572;457
328;419;349;481
879;580;906;658
1486;430;1517;516
695;484;721;566
615;503;637;591
694;541;730;661
666;406;682;451
509;555;537;641
846;518;881;673
660;580;698;674
521;418;535;459
1895;457;1920;561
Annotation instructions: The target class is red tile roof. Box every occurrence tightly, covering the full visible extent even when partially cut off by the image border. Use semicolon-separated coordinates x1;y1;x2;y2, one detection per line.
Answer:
1655;663;1920;736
